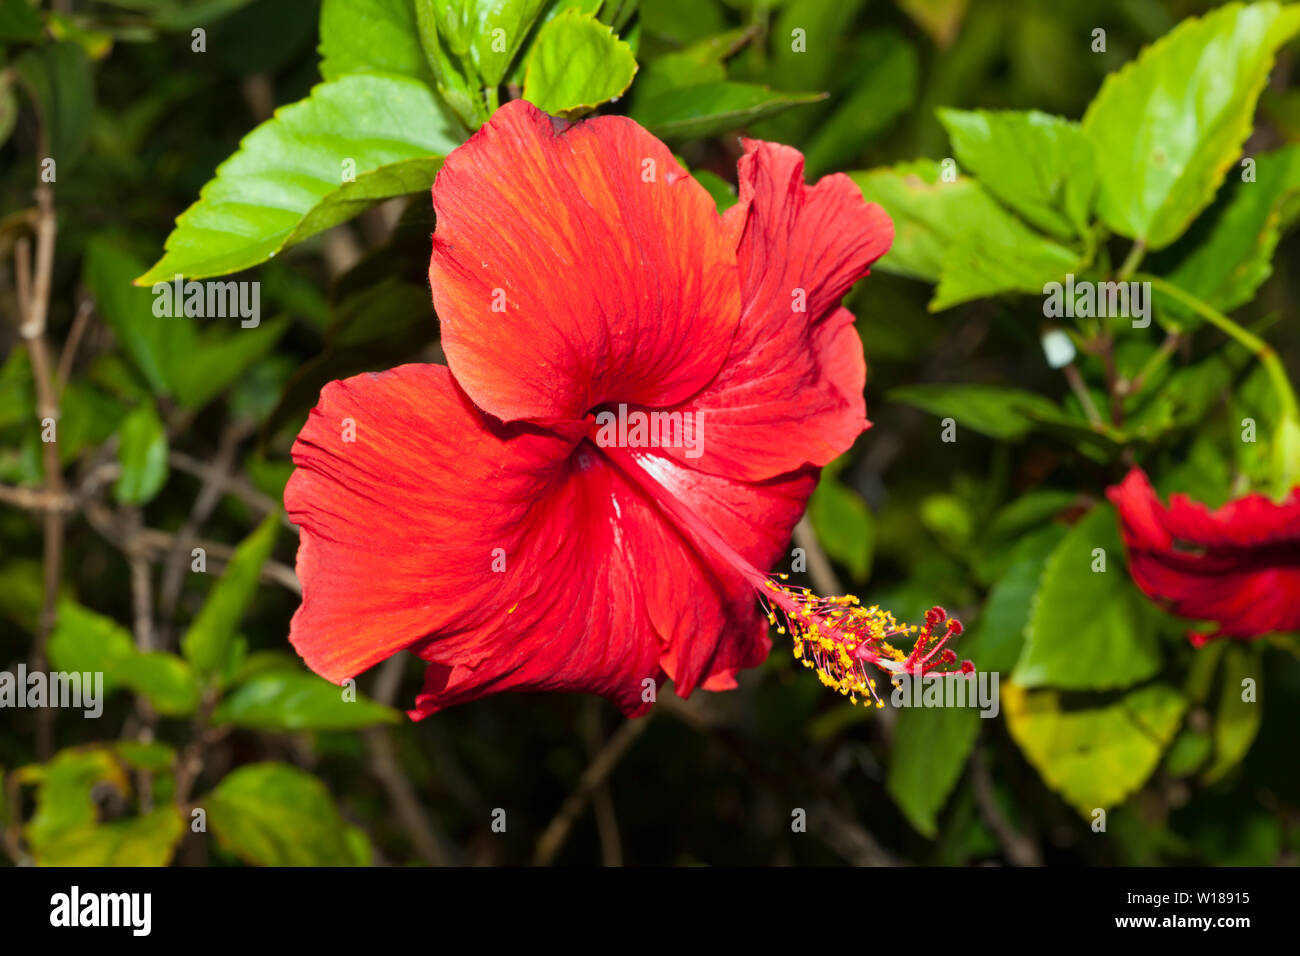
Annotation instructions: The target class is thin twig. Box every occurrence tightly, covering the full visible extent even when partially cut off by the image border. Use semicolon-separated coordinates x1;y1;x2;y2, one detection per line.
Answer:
14;184;61;760
365;654;456;866
122;507;156;652
656;692;897;866
969;739;1042;867
1063;362;1105;428
0;484;76;511
158;426;250;644
793;514;843;595
1;771;29;865
84;501;301;594
54;298;93;397
167;449;284;519
582;699;624;866
534;714;652;866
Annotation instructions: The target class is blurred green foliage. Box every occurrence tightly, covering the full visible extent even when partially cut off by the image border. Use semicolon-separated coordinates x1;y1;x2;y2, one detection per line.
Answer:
0;0;1297;867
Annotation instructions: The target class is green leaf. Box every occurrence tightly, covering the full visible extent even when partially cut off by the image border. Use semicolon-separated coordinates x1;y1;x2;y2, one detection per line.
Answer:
114;402;169;506
1124;351;1241;440
1165;145;1300;320
181;513;281;678
0;72;17;149
173;315;292;411
888;383;1064;441
137;73;463;283
1013;504;1163;691
212;672;400;731
117;652;200;716
319;0;435;83
344;824;375;866
772;0;869;86
25;748;127;857
640;0;726;44
963;523;1067;674
1003;681;1186;817
1204;644;1262;783
0;0;44;41
937;108;1095;238
206;762;362;866
1164;728;1213;777
263;275;434;440
630;29;742;102
414;0;484;127
85;239;290;408
1272;414;1300;499
85;240;188;396
13;42;94;165
37;805;185;866
522;8;636;118
633;81;824;141
47;599;136;690
420;0;552;89
984;490;1076;546
807;475;874;581
887;704;980;837
920;493;973;550
803;31;918;178
1082;1;1300;250
0;559;45;632
114;740;177;773
851;160;1079;309
692;169;738;212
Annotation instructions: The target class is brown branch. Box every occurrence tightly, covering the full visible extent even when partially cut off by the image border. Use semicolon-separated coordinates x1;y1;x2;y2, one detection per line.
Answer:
167;449;284;519
158;426;250;645
969;739;1042;867
1099;336;1125;427
54;298;93;397
1063;362;1104;428
0;483;76;511
582;699;623;867
122;507;156;652
656;692;898;866
534;714;652;866
1;770;29;865
85;501;301;594
14;184;61;760
365;654;457;866
793;514;843;595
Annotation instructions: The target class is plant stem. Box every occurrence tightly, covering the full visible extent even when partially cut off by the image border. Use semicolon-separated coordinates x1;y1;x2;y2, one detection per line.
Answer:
1122;331;1183;396
14;184;61;761
1063;362;1105;428
1116;239;1147;282
1140;274;1299;421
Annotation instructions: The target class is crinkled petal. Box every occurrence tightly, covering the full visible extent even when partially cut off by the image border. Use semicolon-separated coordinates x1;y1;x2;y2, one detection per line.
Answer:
410;446;816;716
285;364;587;683
655;140;891;482
1108;468;1300;639
429;99;741;424
286;364;815;716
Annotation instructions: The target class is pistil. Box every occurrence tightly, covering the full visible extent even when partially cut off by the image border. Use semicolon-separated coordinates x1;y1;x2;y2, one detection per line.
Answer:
596;443;970;707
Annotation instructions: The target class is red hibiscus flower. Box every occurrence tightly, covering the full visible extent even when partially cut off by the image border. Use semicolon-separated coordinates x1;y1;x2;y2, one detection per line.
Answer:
285;100;961;719
1108;467;1300;644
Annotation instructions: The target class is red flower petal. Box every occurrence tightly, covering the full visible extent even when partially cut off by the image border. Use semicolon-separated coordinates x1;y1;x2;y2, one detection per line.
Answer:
286;364;587;683
654;140;891;482
409;449;814;717
429;99;741;424
287;364;814;716
1107;467;1300;640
